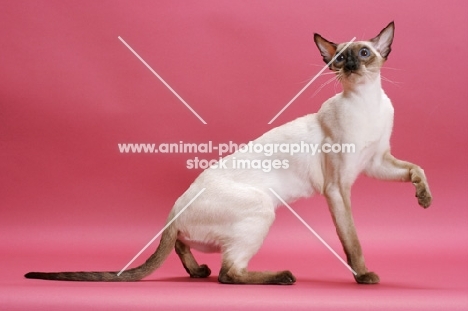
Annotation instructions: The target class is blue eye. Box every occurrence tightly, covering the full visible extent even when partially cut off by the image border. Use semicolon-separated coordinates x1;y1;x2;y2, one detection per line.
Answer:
359;48;370;57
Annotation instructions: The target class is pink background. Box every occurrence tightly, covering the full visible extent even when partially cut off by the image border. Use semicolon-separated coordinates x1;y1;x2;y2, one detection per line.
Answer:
1;0;467;310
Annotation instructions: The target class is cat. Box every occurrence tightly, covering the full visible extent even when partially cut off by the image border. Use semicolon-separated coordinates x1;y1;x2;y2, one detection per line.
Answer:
25;21;432;285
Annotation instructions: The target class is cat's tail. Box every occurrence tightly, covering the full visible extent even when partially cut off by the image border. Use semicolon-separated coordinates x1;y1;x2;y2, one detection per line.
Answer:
24;224;178;282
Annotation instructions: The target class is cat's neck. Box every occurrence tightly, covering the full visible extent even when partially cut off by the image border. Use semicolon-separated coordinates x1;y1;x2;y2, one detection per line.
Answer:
341;73;383;100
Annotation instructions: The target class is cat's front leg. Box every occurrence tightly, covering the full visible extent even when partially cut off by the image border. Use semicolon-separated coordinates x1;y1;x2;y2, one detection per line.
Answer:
324;182;380;284
409;166;432;208
365;151;432;208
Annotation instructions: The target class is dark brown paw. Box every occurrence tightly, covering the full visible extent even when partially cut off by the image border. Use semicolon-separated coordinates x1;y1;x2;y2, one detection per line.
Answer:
190;264;211;278
411;168;432;209
355;272;380;284
271;270;296;285
416;185;432;208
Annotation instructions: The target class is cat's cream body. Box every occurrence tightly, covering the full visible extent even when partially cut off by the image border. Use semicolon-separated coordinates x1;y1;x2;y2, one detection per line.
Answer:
25;22;432;284
175;65;396;280
176;76;393;254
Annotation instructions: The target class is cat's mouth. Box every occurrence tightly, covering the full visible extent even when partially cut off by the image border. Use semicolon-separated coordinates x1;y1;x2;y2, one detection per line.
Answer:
339;69;363;79
344;70;361;76
335;69;368;85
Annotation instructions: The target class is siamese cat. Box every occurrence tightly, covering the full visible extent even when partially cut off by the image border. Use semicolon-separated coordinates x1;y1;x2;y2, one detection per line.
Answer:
25;21;432;285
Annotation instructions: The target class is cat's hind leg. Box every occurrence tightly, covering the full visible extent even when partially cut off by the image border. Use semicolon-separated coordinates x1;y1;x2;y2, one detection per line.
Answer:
218;261;296;285
175;240;211;278
217;207;296;285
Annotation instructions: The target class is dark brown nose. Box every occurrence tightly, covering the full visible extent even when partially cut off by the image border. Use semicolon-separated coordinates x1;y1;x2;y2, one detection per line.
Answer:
344;61;358;72
344;51;359;72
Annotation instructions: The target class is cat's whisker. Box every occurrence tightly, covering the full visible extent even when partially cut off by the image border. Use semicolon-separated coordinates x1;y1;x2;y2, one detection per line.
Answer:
310;75;338;99
309;63;329;68
380;66;403;71
320;71;339;76
333;73;343;93
333;81;341;94
381;75;402;87
367;66;403;72
299;70;337;84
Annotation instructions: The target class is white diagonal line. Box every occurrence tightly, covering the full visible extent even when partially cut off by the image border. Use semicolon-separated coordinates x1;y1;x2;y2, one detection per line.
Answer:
118;36;207;125
268;188;357;275
117;188;206;276
268;37;356;124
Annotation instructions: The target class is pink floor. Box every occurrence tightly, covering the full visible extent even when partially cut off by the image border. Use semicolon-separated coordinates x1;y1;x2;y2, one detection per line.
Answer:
2;178;467;310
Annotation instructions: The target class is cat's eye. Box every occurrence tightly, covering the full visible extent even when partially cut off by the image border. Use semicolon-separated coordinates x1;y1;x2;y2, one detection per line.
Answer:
359;48;370;58
335;54;345;62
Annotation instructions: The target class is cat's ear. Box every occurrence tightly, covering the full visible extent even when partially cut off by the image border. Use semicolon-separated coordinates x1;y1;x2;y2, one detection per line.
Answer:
370;21;395;59
314;33;337;64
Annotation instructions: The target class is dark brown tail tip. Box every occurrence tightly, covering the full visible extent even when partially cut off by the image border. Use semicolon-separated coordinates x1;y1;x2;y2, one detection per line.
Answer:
25;272;39;279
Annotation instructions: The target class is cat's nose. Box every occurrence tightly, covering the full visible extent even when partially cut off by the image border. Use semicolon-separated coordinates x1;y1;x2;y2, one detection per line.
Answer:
344;61;359;72
343;49;360;72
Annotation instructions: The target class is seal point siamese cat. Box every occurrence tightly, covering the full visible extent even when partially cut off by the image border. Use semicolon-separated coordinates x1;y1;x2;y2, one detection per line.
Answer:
26;21;432;285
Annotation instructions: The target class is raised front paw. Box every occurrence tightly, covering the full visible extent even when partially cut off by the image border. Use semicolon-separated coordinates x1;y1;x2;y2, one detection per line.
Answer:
354;272;380;284
410;168;432;208
415;183;432;208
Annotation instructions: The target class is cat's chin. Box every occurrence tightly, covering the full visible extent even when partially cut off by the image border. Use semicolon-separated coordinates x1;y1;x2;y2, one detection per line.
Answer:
341;73;364;85
342;71;379;85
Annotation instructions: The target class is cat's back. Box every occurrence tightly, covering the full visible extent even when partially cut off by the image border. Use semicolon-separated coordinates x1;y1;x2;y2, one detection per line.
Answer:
256;113;323;144
176;113;324;206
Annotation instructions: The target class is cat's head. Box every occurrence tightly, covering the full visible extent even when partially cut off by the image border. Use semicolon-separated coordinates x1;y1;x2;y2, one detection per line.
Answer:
314;22;394;83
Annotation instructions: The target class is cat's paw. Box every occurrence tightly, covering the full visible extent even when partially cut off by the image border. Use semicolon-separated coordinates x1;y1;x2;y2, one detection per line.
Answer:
190;264;211;278
415;182;432;208
411;169;432;208
354;272;380;284
273;270;296;285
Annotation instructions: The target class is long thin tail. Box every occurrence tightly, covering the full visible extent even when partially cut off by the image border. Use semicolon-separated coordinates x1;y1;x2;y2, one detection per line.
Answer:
24;224;178;282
